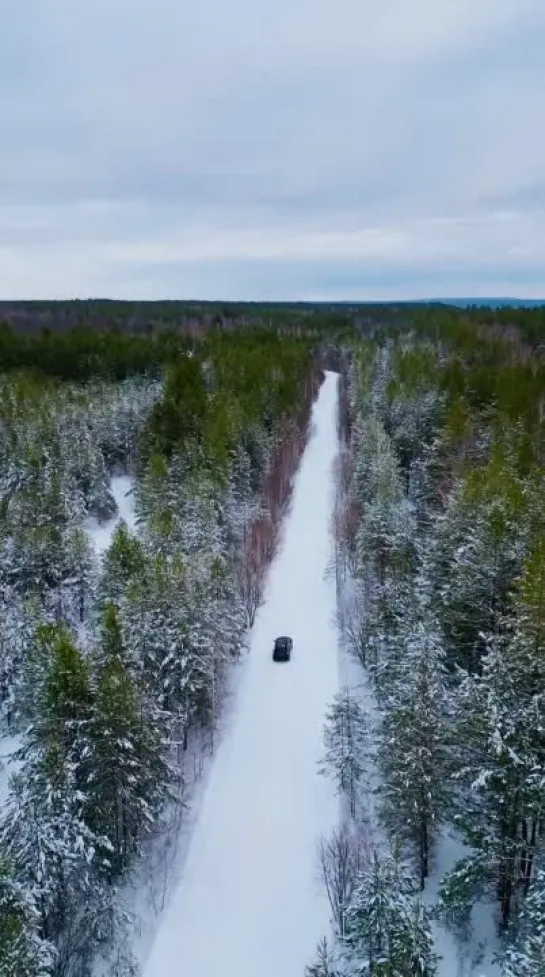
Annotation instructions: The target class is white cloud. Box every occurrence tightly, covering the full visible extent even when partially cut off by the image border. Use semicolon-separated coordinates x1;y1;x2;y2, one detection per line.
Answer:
1;0;544;297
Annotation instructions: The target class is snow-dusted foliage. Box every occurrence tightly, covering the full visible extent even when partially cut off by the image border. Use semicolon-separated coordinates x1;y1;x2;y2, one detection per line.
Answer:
440;540;545;932
0;862;55;977
4;314;544;977
500;867;545;977
306;937;343;977
377;609;450;889
1;333;318;975
342;850;438;976
313;332;545;976
0;623;119;975
320;688;368;819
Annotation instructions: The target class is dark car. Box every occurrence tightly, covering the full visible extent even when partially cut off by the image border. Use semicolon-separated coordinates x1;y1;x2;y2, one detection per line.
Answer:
273;635;293;662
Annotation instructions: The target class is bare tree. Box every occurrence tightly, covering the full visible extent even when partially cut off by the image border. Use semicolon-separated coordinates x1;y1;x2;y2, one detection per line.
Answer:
240;547;265;628
305;936;341;977
340;581;366;666
146;764;188;916
319;822;370;937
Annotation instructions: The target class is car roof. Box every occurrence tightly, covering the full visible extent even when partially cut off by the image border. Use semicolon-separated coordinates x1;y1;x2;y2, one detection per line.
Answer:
275;635;291;644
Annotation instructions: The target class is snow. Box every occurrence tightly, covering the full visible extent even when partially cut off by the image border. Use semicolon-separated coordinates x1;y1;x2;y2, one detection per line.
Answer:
0;733;22;812
85;474;137;556
142;372;341;977
426;828;501;977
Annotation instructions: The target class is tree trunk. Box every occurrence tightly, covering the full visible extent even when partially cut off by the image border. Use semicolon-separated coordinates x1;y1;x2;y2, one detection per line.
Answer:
419;815;429;890
520;816;538;898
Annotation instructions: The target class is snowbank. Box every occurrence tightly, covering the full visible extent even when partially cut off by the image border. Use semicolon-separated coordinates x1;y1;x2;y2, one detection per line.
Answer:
425;828;501;977
85;475;137;556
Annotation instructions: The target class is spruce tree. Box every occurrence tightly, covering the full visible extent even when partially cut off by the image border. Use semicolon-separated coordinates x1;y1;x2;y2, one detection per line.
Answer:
99;522;145;609
0;626;104;963
378;613;450;888
306;937;342;977
0;860;54;977
343;850;438;977
88;604;172;878
441;542;545;930
501;867;545;977
320;688;368;819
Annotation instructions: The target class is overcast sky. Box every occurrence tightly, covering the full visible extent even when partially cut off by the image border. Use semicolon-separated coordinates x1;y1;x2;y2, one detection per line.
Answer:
2;0;545;301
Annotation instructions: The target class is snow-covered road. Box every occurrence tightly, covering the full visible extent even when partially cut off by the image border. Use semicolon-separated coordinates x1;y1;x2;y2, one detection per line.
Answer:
143;371;340;977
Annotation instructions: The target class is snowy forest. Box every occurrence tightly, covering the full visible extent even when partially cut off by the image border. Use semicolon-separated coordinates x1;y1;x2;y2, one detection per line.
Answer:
1;304;545;976
0;321;321;976
311;314;545;976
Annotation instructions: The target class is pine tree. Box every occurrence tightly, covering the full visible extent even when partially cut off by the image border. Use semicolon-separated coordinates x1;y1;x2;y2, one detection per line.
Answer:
431;449;525;673
61;525;96;626
15;604;54;724
0;625;104;961
0;860;54;977
306;937;343;977
363;570;414;697
319;688;368;819
0;591;25;726
221;442;263;625
99;521;145;609
187;553;245;738
123;556;195;733
65;408;116;520
501;867;545;977
441;543;545;930
7;466;90;624
0;751;104;955
343;849;438;976
88;604;172;878
378;613;450;888
40;623;93;763
352;415;414;587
